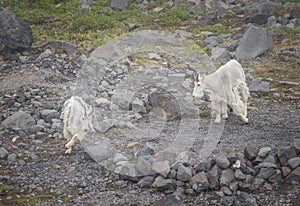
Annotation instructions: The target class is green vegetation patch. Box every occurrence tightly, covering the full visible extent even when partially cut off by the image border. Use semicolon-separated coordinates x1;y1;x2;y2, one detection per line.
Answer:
193;23;234;35
0;0;196;49
199;109;210;118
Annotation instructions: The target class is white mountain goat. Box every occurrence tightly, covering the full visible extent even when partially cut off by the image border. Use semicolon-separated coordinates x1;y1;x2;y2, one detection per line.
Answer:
60;96;95;154
193;59;249;123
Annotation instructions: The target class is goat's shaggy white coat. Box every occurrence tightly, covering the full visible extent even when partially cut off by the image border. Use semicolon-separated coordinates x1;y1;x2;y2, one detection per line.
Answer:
61;96;95;153
193;59;249;123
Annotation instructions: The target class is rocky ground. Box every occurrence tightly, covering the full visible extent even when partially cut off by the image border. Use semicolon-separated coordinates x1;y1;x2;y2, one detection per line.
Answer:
0;30;299;205
0;1;300;206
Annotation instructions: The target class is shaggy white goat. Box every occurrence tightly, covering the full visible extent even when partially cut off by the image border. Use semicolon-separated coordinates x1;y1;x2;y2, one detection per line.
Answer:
193;59;249;123
61;96;95;154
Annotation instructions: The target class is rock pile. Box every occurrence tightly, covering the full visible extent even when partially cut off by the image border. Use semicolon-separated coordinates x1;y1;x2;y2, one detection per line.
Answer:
111;140;299;205
0;40;84;92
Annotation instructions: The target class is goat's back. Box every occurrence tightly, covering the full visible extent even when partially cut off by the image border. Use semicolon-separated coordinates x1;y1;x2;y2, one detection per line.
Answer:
203;59;246;99
62;96;93;136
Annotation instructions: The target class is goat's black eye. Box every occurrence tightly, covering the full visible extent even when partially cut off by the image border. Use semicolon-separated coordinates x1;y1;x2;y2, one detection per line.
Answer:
197;83;201;86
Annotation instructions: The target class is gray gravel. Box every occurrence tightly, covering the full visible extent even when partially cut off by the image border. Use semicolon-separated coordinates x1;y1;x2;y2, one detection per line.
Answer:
1;28;299;205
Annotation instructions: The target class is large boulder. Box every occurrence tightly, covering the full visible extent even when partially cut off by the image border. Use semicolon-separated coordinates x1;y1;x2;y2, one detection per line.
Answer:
249;78;270;95
1;110;36;132
0;7;34;60
148;89;181;121
235;25;273;59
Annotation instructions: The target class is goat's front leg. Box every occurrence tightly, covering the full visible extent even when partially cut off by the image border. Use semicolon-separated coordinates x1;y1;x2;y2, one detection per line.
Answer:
212;99;222;123
215;109;221;123
88;120;95;133
65;134;79;154
221;101;228;119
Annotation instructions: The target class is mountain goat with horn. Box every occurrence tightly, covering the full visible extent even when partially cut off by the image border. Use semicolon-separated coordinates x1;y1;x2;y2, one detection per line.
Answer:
193;59;249;123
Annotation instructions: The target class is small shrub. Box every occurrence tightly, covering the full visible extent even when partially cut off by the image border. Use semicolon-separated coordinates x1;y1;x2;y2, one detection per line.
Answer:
200;109;210;118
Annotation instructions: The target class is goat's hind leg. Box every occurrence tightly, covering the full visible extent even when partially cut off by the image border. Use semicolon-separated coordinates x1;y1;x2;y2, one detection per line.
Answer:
240;85;249;118
63;127;72;140
232;86;248;123
238;113;248;123
88;119;95;133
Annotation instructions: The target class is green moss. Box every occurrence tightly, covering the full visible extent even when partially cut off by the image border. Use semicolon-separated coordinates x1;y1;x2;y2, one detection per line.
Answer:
193;23;234;35
202;46;209;54
274;26;300;41
145;104;152;113
0;183;71;206
14;194;54;205
251;61;300;98
200;109;210;118
152;7;192;27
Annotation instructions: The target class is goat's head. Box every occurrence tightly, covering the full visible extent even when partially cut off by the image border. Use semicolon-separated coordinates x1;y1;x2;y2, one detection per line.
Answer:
192;74;206;99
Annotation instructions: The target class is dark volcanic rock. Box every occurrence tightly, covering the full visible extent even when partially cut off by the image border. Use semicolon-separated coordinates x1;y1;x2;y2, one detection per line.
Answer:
235;191;257;206
152;176;174;191
244;1;281;25
0;147;9;159
207;165;220;189
284;167;300;184
0;7;34;60
244;145;258;161
276;146;297;166
153;195;183;206
257;167;276;180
